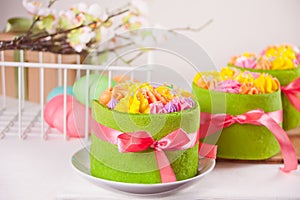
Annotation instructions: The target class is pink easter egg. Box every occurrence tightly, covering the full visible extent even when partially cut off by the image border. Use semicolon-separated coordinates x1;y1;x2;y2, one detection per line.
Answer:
44;94;91;138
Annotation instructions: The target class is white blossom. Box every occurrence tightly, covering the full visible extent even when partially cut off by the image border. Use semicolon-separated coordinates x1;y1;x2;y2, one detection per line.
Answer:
87;3;107;20
22;0;51;17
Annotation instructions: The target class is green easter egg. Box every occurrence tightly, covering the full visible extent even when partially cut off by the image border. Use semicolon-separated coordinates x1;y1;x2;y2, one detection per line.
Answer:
73;74;117;107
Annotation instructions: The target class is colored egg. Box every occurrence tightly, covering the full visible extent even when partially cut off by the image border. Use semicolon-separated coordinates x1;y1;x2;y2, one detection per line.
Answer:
46;86;74;102
44;94;91;138
73;74;117;107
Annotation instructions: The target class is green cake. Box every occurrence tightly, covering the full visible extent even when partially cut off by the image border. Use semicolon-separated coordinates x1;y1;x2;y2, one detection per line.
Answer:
230;65;300;131
90;82;200;183
192;68;282;160
228;45;300;130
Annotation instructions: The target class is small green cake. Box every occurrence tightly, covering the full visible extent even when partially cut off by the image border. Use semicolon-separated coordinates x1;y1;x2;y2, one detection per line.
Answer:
229;45;300;130
90;82;200;183
230;65;300;131
192;68;282;160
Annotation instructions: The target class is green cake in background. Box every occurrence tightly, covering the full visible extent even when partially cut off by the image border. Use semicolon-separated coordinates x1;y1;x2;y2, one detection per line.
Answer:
192;67;282;160
229;66;300;131
90;82;200;183
229;45;300;130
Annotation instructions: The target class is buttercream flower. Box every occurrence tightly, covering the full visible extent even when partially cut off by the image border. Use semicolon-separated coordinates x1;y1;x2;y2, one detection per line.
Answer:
214;80;241;94
164;102;177;113
220;67;237;80
262;44;298;69
234;55;257;69
112;85;128;100
297;53;300;65
99;87;112;105
107;97;119;109
235;71;254;84
179;97;194;110
150;102;165;114
154;86;173;101
254;74;279;94
256;56;272;70
194;71;221;89
240;82;261;95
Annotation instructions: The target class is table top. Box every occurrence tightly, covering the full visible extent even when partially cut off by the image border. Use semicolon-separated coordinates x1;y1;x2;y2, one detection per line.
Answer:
1;136;300;200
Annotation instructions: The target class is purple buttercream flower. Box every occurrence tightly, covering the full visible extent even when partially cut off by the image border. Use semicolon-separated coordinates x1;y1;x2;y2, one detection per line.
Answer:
107;97;119;109
164;101;178;113
180;97;194;111
170;97;181;111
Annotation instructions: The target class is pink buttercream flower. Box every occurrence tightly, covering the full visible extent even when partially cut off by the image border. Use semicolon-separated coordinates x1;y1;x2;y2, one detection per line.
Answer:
235;56;257;69
296;53;300;65
150;102;165;114
215;80;241;94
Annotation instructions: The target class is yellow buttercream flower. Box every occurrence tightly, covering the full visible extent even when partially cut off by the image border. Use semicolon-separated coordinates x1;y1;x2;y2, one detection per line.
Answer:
220;67;237;80
115;96;130;112
242;52;256;58
138;92;150;113
155;86;173;101
235;72;254;84
129;93;140;113
264;45;297;69
193;72;202;85
254;74;279;94
272;57;295;70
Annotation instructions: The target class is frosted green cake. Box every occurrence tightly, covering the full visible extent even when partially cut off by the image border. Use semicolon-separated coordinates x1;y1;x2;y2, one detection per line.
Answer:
230;65;300;131
192;68;282;160
228;45;300;130
90;82;200;183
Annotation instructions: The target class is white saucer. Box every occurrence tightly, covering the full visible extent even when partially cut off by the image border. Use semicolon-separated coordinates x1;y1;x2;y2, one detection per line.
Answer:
71;147;215;195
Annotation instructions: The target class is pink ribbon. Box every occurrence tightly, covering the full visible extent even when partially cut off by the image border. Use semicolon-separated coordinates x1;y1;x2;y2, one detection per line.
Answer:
200;109;298;172
281;77;300;112
91;121;198;183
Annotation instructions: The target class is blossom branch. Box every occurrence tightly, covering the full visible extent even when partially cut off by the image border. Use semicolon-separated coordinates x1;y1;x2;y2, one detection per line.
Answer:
170;19;213;32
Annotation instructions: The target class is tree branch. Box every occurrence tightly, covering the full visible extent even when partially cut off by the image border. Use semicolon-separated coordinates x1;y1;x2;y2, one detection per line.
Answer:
170;19;213;32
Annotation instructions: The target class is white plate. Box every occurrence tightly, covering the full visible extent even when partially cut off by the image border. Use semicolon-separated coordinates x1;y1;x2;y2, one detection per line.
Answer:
71;147;215;195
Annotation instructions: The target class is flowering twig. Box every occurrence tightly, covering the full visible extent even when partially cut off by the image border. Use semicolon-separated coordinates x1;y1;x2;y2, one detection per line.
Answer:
25;0;58;37
170;19;213;32
0;8;130;54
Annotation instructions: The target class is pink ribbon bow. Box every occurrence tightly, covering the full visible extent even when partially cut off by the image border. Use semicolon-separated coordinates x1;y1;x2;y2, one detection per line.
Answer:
200;109;298;172
91;121;198;183
281;77;300;112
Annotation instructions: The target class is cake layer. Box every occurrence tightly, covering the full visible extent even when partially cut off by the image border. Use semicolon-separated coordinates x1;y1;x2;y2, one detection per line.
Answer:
90;100;200;183
230;65;300;130
193;83;281;160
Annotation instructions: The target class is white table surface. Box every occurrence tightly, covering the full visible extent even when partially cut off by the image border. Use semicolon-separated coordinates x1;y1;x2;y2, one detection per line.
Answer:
1;136;300;200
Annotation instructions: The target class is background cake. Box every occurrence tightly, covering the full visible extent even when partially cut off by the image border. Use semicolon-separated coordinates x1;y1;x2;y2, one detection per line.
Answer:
192;67;282;160
90;82;200;183
229;44;300;130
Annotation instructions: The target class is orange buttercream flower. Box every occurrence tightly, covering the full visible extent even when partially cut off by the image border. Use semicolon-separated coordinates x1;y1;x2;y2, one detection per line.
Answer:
240;83;261;94
256;56;272;70
99;87;113;105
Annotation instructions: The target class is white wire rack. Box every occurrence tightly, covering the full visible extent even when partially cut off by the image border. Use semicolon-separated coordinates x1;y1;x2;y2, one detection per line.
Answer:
0;50;152;141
